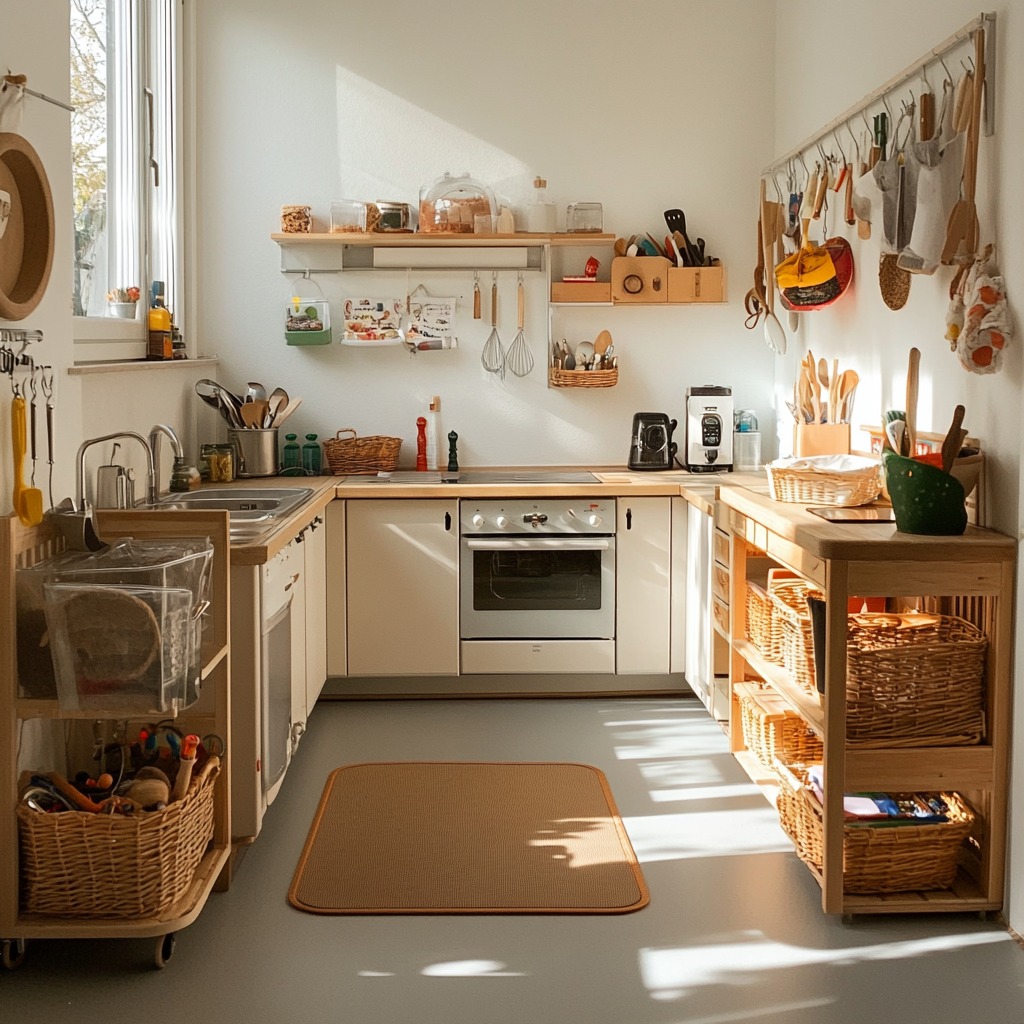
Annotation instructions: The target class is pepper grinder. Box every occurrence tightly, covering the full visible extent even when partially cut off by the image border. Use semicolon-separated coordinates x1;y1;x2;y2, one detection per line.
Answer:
447;430;459;473
416;417;427;471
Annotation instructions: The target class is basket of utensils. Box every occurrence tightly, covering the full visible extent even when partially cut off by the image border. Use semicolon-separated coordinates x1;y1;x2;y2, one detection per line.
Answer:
17;756;219;918
774;761;975;894
547;367;618;388
322;429;402;475
766;454;882;506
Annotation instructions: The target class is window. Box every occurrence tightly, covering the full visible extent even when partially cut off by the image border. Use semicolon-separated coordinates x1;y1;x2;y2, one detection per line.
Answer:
70;0;182;359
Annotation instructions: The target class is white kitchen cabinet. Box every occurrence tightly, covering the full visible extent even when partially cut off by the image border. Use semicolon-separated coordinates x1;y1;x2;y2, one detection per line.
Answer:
325;500;347;677
345;499;459;677
684;498;729;720
301;511;327;709
615;497;672;674
669;496;688;675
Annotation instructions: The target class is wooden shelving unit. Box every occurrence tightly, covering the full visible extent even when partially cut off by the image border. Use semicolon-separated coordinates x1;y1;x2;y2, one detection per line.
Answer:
718;485;1015;916
0;510;233;968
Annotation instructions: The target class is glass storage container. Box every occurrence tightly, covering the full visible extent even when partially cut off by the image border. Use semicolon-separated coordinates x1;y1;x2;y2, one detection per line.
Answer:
280;205;312;233
418;171;496;234
330;199;378;234
302;433;322;475
285;297;331;346
566;202;604;233
282;433;301;471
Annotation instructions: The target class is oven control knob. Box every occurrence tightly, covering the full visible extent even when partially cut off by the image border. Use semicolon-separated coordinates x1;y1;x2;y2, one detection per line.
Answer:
585;513;603;528
495;515;510;529
471;513;485;529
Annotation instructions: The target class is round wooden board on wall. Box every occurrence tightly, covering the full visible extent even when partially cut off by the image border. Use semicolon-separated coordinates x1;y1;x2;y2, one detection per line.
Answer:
0;132;55;321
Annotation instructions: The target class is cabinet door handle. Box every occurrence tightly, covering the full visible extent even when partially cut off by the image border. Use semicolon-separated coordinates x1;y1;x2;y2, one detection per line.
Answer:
444;511;452;531
284;571;301;591
625;507;633;530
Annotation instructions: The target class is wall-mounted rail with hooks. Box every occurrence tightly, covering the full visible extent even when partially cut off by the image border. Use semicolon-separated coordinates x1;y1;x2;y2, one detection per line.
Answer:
761;10;995;177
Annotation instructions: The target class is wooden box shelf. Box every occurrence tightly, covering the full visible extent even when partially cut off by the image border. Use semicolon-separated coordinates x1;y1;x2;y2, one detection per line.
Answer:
717;484;1014;916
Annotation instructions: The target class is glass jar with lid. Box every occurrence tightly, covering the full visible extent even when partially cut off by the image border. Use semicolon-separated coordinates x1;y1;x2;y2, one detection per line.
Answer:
200;442;235;482
418;171;496;234
282;433;301;471
301;434;322;475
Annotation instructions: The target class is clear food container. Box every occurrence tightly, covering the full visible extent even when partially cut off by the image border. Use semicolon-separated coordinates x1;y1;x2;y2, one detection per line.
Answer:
280;205;312;233
566;202;604;233
330;199;369;234
418;171;496;234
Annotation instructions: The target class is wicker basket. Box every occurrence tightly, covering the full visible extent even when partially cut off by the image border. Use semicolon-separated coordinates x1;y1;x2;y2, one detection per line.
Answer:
768;577;823;695
322;429;402;475
774;761;975;893
745;582;781;662
548;367;618;388
766;457;882;506
845;613;987;747
736;683;823;770
17;757;219;918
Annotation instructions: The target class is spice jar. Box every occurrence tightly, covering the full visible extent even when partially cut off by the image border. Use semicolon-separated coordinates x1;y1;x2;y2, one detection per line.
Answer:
302;434;322;475
169;457;201;492
282;433;301;471
200;442;235;482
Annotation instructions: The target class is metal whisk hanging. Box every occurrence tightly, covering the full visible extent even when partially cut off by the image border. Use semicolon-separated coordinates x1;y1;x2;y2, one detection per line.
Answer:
506;272;534;377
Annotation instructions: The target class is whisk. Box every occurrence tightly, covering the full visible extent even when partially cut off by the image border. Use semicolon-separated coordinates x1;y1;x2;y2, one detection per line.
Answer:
506;273;534;377
481;272;505;377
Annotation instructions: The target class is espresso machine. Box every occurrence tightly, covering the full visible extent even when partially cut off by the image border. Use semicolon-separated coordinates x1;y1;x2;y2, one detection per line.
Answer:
685;386;733;472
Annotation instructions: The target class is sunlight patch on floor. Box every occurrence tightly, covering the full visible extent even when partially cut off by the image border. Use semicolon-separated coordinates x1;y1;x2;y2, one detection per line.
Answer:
639;929;1010;1000
624;807;792;862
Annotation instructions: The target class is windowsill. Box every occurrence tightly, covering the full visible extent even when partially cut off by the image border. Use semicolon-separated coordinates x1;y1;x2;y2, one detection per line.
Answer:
69;356;220;375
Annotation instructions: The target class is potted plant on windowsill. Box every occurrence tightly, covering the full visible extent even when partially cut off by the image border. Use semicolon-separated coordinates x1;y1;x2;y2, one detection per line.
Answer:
106;286;140;318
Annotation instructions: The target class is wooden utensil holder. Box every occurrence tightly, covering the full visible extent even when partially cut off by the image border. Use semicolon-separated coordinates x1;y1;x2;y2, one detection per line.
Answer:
793;422;850;457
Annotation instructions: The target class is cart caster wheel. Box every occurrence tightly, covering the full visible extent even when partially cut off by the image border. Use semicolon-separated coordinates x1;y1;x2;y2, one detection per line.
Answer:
154;933;176;969
2;938;27;970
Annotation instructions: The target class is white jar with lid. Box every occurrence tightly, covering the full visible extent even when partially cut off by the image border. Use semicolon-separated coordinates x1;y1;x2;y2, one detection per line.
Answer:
524;177;557;233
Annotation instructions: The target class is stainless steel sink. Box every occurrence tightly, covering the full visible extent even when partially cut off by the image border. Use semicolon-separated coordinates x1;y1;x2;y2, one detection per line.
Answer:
150;487;313;522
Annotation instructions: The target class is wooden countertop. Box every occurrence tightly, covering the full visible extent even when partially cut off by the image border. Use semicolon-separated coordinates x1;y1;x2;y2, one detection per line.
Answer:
223;468;763;563
718;483;1015;561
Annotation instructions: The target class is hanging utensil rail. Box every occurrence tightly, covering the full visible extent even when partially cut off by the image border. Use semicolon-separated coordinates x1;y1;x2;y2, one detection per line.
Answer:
761;10;996;178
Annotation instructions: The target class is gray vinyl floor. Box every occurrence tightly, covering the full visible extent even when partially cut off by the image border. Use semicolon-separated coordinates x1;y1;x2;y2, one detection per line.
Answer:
5;695;1024;1023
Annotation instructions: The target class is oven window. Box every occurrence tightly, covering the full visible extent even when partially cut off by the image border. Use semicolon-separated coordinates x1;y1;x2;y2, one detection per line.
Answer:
472;549;603;611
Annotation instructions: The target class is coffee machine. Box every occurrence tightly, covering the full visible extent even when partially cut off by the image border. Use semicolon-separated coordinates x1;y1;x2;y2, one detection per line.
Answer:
628;412;678;470
685;386;734;472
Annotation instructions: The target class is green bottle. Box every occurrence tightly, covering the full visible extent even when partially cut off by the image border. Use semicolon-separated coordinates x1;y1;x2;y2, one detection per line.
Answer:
302;433;322;475
282;433;301;470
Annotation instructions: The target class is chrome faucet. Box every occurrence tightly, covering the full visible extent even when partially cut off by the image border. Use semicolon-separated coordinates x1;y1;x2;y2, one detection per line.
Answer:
76;432;154;510
148;424;184;501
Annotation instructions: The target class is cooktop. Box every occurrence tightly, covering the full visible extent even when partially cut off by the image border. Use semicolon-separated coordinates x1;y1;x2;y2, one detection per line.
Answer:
374;470;599;484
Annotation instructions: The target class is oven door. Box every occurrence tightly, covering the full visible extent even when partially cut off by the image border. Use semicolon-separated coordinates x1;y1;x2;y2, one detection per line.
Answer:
460;535;615;639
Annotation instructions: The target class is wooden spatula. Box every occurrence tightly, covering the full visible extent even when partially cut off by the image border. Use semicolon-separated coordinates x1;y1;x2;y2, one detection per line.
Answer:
941;405;966;473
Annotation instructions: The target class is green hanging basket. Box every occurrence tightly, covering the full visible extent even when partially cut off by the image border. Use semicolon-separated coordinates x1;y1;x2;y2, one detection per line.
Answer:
882;450;967;536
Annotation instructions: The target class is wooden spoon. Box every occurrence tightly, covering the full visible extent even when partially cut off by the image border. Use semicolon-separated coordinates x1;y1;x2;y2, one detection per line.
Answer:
905;347;920;456
594;330;612;358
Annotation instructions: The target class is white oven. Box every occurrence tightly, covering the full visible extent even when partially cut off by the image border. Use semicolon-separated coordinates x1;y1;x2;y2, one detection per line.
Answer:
459;498;616;673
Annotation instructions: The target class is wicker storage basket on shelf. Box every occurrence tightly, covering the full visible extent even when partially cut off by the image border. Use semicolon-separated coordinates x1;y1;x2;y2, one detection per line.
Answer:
17;756;219;919
736;682;823;770
322;429;402;475
845;613;987;747
766;456;882;506
774;761;975;893
548;367;618;388
745;581;785;663
768;576;823;695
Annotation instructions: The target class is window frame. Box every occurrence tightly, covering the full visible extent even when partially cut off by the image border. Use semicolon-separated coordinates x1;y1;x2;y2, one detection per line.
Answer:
71;0;190;365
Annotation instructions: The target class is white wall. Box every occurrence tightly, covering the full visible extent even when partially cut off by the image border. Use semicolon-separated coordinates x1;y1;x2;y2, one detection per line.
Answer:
773;0;1024;929
192;0;778;468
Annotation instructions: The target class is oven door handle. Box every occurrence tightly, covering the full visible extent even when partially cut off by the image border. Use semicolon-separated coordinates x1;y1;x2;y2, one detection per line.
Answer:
464;537;611;551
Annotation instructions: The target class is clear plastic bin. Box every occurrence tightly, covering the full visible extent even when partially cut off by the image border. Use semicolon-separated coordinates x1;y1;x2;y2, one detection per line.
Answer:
17;537;211;702
43;582;200;714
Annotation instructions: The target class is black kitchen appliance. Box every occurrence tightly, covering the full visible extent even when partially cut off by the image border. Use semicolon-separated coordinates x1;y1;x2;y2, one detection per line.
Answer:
685;386;734;472
628;412;678;470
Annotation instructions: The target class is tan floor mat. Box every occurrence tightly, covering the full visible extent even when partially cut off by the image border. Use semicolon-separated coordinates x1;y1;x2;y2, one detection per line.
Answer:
288;761;649;915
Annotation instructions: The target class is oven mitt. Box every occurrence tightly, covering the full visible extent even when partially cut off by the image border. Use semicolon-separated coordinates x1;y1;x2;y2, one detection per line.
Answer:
851;159;881;239
955;245;1011;374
